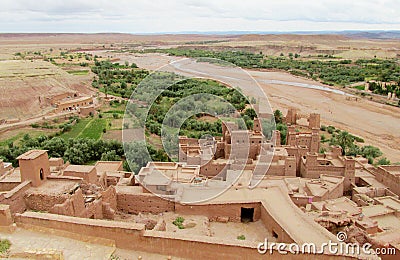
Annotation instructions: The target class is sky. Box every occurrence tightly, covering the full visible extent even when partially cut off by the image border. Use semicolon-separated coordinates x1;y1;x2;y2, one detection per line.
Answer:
0;0;399;33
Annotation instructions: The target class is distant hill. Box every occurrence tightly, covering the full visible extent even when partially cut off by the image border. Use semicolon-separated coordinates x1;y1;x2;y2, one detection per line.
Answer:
340;31;400;40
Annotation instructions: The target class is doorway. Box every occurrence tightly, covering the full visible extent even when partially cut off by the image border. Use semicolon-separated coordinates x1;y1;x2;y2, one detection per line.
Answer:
241;207;254;223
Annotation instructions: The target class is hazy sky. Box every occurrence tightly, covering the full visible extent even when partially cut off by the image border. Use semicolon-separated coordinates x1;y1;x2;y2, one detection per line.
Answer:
1;0;399;33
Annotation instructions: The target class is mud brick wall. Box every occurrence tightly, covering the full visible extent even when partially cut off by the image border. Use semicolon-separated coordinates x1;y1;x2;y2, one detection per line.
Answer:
0;181;32;215
15;211;357;260
116;190;174;214
259;201;295;244
24;192;69;212
175;202;261;222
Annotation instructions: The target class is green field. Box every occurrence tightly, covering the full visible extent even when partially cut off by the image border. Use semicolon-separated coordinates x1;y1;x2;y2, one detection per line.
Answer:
80;118;107;139
60;117;106;140
60;118;92;140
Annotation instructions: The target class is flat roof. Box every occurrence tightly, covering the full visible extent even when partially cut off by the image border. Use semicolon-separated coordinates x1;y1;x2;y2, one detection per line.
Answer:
362;205;394;218
318;197;359;215
64;165;95;173
143;170;172;186
370;214;400;232
95;161;122;174
49;158;63;162
16;150;47;160
26;179;79;196
375;196;400;211
58;96;92;105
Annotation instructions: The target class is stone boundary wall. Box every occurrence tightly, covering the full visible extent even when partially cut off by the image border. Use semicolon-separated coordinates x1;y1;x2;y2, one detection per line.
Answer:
15;211;358;260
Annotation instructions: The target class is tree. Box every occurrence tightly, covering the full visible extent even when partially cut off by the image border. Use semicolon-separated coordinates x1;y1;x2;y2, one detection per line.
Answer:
274;110;283;124
101;150;121;161
335;131;355;155
360;145;382;159
124;141;152;173
242;108;257;120
42;137;67;157
276;123;287;145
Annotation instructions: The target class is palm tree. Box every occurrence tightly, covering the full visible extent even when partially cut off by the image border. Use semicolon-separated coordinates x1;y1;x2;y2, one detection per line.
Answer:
337;131;354;155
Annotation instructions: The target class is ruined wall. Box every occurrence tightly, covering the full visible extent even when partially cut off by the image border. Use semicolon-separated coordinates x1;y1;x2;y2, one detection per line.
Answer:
0;182;20;192
24;192;69;212
200;160;227;178
50;189;105;219
290;196;310;207
0;181;32;215
0;204;13;226
175;202;261;222
116;187;174;214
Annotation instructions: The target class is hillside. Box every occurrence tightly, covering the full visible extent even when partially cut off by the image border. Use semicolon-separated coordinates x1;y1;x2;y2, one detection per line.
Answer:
0;60;93;121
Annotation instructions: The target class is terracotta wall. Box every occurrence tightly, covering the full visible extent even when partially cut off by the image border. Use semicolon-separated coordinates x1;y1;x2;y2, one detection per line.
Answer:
15;211;147;250
374;167;400;196
175;202;261;222
0;181;32;214
24;192;69;212
0;182;20;192
14;211;357;259
259;201;295;243
116;191;174;214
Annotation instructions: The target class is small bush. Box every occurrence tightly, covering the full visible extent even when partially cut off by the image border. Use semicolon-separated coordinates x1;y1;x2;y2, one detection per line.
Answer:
173;216;185;229
237;235;246;240
327;126;335;134
377;158;390;165
353;136;364;143
0;239;11;253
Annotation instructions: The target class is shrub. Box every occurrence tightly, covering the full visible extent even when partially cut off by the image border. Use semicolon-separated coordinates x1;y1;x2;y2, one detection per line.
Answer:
377;158;390;165
0;239;11;253
237;235;246;240
327;126;335;134
173;216;185;229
